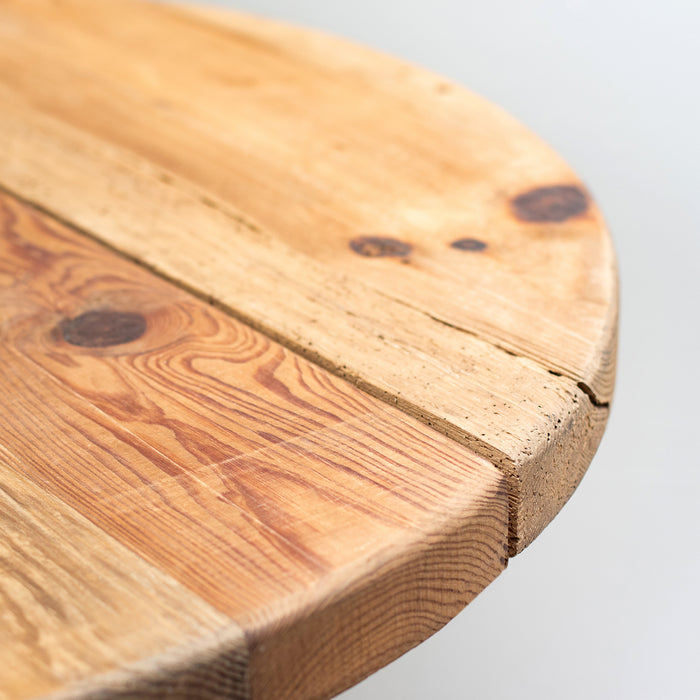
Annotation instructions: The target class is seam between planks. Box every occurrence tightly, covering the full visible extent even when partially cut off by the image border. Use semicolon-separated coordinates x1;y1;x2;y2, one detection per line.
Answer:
0;179;602;555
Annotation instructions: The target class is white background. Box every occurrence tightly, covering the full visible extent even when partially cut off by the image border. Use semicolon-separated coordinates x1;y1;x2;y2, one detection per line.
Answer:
186;1;700;697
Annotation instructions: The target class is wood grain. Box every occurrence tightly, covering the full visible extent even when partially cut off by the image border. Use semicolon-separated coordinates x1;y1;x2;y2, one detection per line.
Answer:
0;465;248;700
0;0;617;552
0;191;508;699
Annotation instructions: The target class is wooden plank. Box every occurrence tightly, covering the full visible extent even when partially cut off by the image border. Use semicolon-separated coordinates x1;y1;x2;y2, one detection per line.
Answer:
0;0;616;552
0;466;247;700
0;191;508;699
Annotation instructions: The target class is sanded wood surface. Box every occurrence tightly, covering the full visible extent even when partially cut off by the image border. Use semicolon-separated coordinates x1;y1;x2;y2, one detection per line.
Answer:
0;467;248;700
0;192;508;699
0;1;618;697
0;0;616;554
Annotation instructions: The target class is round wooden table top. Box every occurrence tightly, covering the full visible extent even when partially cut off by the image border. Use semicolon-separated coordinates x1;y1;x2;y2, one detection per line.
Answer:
0;1;617;699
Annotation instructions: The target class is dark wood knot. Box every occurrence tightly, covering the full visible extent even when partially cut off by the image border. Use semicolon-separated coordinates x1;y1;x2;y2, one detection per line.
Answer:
511;185;589;223
451;238;487;252
59;310;147;348
349;236;412;258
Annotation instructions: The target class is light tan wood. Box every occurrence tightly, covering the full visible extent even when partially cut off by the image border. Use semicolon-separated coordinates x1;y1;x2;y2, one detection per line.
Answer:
0;465;248;700
0;0;617;554
0;191;508;699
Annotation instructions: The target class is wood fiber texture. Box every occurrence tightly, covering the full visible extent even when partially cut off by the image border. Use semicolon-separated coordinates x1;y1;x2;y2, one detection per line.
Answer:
0;192;507;699
0;467;248;700
0;1;618;697
0;0;617;553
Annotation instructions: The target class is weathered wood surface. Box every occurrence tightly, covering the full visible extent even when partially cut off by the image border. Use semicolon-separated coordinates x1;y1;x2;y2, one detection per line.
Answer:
0;1;618;697
0;192;508;699
0;466;248;700
0;0;616;554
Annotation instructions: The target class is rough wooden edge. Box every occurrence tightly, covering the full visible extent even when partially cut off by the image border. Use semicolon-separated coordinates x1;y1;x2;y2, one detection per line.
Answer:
243;477;509;700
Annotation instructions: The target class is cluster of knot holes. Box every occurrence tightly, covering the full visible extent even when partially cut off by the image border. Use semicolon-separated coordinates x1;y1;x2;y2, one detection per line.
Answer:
57;187;588;346
348;185;588;259
349;236;487;259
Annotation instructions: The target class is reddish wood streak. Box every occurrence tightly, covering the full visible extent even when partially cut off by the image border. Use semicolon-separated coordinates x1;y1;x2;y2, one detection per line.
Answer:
0;191;504;624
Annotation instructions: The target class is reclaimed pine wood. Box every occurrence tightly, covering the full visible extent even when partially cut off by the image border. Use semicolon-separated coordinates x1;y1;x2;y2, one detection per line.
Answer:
0;192;508;699
0;1;618;697
0;466;248;700
0;0;617;553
